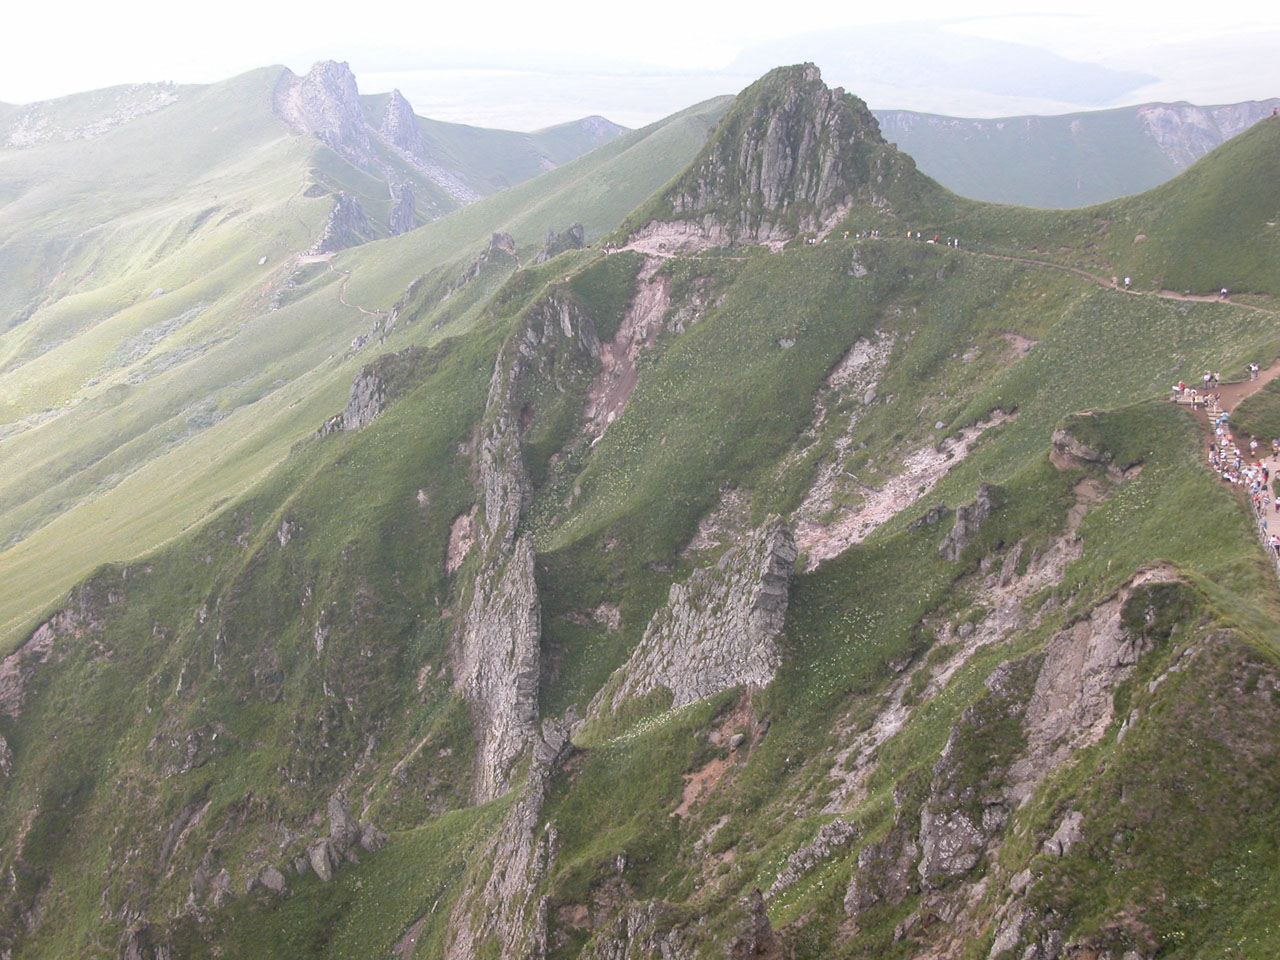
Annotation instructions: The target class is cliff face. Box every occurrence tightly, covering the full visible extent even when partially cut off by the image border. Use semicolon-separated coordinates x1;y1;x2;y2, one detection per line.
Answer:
274;61;372;168
1137;100;1280;167
593;519;797;716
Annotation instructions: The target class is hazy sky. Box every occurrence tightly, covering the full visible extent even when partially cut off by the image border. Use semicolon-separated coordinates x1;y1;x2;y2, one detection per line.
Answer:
4;1;1279;127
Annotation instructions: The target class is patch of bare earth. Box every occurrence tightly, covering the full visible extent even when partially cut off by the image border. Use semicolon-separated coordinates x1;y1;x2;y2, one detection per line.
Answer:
674;756;732;819
797;410;1013;572
783;331;896;530
1001;332;1038;358
445;506;477;574
393;916;430;960
583;257;670;440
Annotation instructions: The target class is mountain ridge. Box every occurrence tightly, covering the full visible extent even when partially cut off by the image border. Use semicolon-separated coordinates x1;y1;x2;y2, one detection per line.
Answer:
1;61;1280;960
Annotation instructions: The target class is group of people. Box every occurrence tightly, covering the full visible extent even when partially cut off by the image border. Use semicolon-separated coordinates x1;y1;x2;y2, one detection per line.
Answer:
1204;404;1280;559
1171;371;1223;407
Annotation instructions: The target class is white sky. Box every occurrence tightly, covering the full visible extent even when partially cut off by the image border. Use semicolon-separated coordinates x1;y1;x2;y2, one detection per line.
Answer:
3;1;1279;126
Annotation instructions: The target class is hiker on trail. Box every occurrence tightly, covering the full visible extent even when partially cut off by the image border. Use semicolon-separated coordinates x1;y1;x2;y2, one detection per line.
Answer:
1204;372;1212;390
1124;277;1132;289
1221;287;1230;300
1251;362;1261;380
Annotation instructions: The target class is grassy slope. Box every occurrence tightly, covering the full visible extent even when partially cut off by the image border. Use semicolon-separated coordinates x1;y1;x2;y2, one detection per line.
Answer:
0;93;728;657
4;76;1280;960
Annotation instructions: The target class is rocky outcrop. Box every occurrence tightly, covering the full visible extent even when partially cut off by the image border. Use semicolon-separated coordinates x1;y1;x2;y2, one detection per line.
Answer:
317;345;426;436
728;888;781;959
4;83;179;148
274;62;372;169
1;584;110;719
388;181;416;234
308;191;373;254
767;818;858;897
0;734;11;776
939;483;997;562
593;519;796;715
380;89;426;156
579;901;694;960
456;538;541;803
1138;100;1280;168
444;718;573;960
633;64;916;250
303;796;387;883
443;233;519;301
455;292;601;801
535;223;586;263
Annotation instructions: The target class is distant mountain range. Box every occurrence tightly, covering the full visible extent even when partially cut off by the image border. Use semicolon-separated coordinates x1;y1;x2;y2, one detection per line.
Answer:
876;98;1280;207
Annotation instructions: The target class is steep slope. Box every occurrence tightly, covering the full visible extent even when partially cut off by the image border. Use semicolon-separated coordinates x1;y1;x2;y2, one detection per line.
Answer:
3;64;1280;960
620;64;932;251
0;81;724;658
877;98;1280;208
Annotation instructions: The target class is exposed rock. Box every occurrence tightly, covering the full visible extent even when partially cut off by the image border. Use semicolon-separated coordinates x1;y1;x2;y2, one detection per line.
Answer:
729;887;781;958
767;818;858;897
443;717;573;960
0;735;10;776
388;181;416;234
1043;810;1084;857
456;537;541;803
380;89;426;156
318;346;424;435
209;869;233;908
453;291;601;801
308;191;374;254
593;519;796;714
259;866;288;895
535;222;587;263
4;83;179;148
908;503;951;531
633;64;917;250
443;233;519;301
1138;100;1280;167
939;483;997;562
1;584;106;719
579;900;694;960
308;839;338;882
274;62;372;168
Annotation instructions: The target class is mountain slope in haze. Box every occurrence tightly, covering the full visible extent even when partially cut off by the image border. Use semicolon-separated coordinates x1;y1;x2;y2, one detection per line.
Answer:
0;70;715;658
3;63;1280;960
877;98;1280;208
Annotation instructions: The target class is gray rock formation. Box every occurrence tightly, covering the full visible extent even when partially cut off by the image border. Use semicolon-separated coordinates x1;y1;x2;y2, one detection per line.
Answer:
442;233;519;301
767;818;858;897
1138;100;1280;167
309;191;373;254
636;63;915;250
305;796;386;883
455;291;601;802
318;346;424;436
593;519;796;715
444;718;573;960
1042;810;1084;857
318;366;386;435
579;901;694;960
456;537;541;803
534;222;586;263
0;735;11;777
388;181;416;234
1;584;108;719
274;62;372;169
380;89;426;156
939;483;996;561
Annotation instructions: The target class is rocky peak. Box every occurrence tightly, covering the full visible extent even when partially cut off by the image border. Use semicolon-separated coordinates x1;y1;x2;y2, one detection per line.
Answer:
635;63;912;249
380;88;425;156
274;61;371;165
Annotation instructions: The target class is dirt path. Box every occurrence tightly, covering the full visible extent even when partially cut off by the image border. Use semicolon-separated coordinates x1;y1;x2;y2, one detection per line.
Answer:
964;249;1280;316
